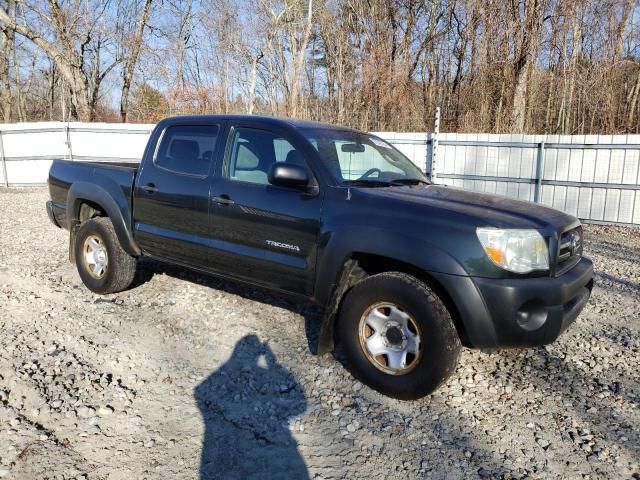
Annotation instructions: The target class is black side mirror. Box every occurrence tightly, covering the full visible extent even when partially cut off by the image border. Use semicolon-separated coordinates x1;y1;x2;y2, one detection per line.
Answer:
268;162;310;189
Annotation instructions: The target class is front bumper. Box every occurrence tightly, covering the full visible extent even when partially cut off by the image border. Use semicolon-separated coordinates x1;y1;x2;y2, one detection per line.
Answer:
432;257;594;348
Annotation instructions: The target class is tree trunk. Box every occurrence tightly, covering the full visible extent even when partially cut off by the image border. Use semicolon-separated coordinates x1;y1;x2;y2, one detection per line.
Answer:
510;0;542;133
69;69;91;121
627;68;640;131
247;52;263;114
121;0;153;122
511;59;528;132
175;0;193;95
613;0;633;63
288;0;313;117
0;0;15;122
49;62;56;120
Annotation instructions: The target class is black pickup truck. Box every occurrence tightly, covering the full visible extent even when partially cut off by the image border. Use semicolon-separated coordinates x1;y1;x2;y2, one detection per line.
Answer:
47;115;593;399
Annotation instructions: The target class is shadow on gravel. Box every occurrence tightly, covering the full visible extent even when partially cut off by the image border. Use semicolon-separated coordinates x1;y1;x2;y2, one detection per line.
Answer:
133;258;324;353
511;347;639;462
585;238;640;266
595;272;640;292
195;334;309;479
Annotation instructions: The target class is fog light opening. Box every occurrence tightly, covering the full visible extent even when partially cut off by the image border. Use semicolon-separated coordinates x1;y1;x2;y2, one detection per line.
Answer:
516;300;548;331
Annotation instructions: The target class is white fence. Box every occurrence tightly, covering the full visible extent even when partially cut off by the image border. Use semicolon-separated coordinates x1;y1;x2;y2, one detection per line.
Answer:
2;122;640;225
375;132;640;225
0;122;153;185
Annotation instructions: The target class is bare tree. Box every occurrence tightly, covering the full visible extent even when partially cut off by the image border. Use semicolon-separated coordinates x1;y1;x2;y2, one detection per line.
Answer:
0;0;14;122
288;0;313;117
120;0;154;122
510;0;546;132
0;0;122;121
0;0;639;133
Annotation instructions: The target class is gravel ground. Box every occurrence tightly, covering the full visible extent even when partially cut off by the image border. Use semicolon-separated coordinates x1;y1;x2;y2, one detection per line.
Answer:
0;187;639;480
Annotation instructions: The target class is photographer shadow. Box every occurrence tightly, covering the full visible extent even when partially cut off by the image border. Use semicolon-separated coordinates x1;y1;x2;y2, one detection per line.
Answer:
195;334;309;480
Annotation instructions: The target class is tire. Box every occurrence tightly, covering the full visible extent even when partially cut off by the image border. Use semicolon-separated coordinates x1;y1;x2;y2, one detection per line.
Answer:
74;217;137;294
336;272;461;400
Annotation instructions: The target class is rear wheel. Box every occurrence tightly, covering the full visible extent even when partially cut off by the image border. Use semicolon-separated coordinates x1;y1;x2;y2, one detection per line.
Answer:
74;217;137;294
336;272;461;400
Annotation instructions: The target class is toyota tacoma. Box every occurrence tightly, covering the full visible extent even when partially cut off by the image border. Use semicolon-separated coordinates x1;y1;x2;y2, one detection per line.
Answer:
46;115;594;399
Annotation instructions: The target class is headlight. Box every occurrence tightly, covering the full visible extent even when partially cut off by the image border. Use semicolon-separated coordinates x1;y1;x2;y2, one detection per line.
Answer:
476;228;549;273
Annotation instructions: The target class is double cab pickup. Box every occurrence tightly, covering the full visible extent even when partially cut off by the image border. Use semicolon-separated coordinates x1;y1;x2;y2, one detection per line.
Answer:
47;115;593;399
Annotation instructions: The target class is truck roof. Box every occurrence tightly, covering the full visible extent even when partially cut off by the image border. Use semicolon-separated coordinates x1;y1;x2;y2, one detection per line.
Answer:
160;114;358;132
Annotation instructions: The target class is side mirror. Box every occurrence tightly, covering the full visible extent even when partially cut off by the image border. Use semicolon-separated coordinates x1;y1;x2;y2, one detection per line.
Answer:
268;162;310;189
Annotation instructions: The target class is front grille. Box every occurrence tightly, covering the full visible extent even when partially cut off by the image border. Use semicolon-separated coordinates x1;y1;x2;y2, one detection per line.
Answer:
555;226;583;276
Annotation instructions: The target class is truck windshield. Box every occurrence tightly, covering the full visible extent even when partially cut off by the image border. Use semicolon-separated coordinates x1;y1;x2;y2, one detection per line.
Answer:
301;128;428;186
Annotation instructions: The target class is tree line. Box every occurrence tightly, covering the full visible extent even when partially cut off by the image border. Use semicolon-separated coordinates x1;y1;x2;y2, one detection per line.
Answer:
1;0;639;134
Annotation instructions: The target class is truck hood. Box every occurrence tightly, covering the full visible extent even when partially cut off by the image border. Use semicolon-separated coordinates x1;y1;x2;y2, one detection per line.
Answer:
359;184;577;232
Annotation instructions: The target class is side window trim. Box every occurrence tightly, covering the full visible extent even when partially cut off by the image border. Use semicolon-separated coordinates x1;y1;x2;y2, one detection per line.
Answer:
222;125;239;180
224;126;270;183
152;124;219;178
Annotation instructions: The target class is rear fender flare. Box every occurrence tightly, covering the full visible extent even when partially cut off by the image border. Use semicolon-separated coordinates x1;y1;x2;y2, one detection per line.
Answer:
67;182;141;256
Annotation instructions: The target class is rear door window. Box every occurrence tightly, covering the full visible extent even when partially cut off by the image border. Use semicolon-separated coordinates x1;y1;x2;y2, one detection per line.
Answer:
155;125;218;176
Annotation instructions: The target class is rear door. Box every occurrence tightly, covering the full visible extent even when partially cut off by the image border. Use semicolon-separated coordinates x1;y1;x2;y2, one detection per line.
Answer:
208;123;322;296
133;122;223;266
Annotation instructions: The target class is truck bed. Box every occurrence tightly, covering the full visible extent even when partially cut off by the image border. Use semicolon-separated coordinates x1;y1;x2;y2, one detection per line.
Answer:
48;159;139;230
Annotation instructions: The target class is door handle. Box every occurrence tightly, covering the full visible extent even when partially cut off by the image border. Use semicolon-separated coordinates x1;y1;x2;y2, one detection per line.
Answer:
141;183;158;193
212;195;234;206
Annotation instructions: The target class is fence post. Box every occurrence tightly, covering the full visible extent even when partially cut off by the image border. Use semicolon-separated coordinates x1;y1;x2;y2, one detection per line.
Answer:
0;130;7;187
534;141;545;203
429;107;440;182
65;124;74;161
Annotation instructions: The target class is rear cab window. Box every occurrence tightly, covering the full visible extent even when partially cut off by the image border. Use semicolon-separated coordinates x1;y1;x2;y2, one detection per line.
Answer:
155;125;219;176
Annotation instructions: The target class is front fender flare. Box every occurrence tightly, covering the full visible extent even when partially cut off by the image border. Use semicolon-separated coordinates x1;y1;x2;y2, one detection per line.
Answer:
314;227;468;354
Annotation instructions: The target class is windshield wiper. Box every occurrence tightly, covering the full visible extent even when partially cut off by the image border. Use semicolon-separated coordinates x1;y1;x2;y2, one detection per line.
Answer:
389;178;429;186
343;179;393;187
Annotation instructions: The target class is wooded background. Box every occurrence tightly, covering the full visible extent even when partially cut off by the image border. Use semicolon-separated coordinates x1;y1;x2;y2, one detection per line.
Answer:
1;0;639;133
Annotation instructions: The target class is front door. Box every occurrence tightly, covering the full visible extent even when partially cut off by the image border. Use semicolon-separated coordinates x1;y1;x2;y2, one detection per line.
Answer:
133;122;222;267
208;125;322;296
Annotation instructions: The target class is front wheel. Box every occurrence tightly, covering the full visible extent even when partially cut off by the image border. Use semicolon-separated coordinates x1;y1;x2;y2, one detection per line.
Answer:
336;272;461;400
74;217;137;294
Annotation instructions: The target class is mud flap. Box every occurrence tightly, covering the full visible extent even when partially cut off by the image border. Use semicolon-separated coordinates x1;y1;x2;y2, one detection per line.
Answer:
317;259;366;355
69;229;76;264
